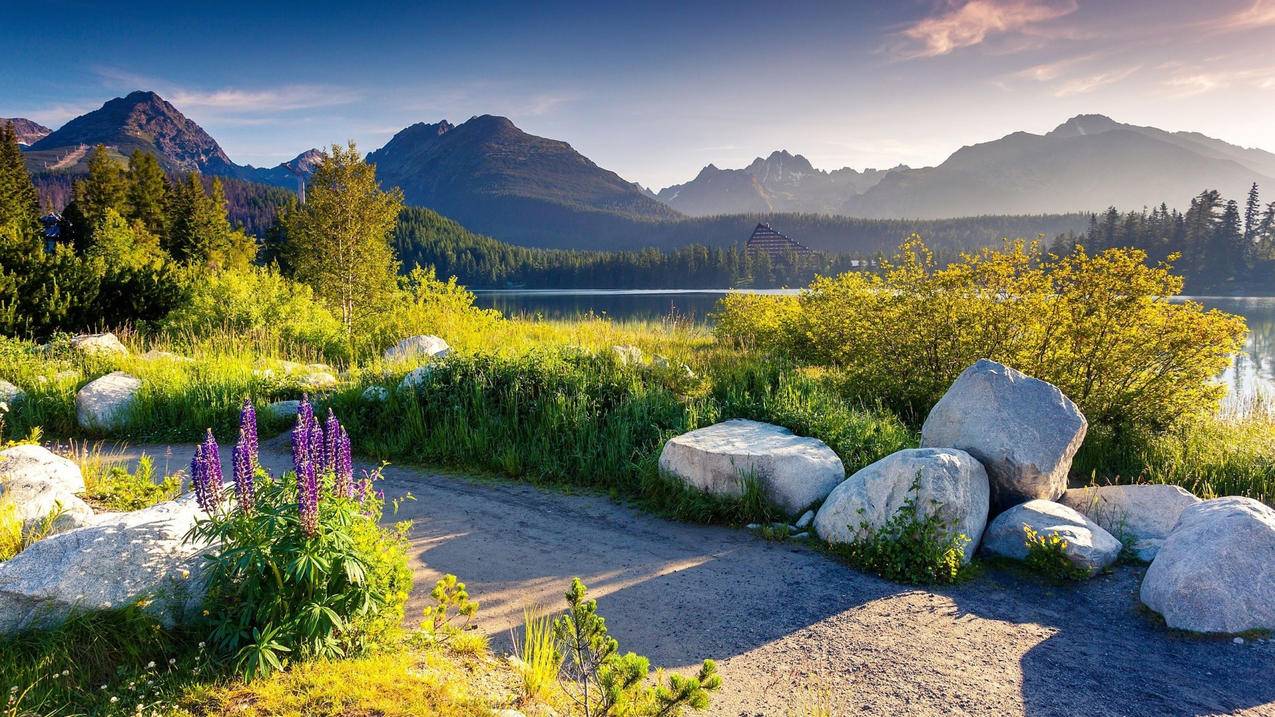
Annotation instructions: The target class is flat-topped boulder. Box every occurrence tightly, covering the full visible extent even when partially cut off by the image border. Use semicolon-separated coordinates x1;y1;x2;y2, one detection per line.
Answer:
1061;484;1200;561
813;448;989;563
921;359;1087;512
982;499;1121;574
70;332;129;357
0;379;22;404
658;419;844;515
1140;497;1275;634
0;495;211;634
75;371;141;432
384;335;451;362
0;445;93;534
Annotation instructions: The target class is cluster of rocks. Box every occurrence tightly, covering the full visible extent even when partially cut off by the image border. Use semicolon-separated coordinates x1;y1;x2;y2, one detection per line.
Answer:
659;358;1275;635
613;345;695;378
0;445;211;634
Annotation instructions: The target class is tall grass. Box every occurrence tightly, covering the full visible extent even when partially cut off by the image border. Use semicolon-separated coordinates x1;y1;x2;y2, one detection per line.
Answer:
510;605;561;704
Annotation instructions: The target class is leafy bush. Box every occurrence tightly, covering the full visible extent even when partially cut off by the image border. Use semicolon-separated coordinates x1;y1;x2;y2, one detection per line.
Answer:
158;265;345;359
361;266;503;356
82;454;183;511
1022;526;1093;581
831;477;970;584
190;400;412;679
716;238;1247;431
554;577;721;717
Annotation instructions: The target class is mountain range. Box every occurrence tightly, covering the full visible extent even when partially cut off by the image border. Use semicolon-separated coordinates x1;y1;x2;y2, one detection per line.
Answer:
10;90;1275;248
2;117;51;146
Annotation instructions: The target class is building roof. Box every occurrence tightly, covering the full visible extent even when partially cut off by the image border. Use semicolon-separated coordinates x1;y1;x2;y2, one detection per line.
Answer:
745;222;814;258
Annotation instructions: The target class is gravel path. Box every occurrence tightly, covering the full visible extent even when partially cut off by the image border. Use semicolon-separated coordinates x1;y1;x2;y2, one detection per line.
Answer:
128;443;1275;717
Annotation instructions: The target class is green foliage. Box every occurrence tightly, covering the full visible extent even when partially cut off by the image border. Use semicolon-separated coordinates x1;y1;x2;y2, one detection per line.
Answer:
420;574;479;644
83;455;183;512
511;604;562;703
831;477;970;584
191;469;412;680
1022;526;1093;581
284;142;404;344
362;265;502;358
165;173;256;270
0;121;39;238
553;577;720;717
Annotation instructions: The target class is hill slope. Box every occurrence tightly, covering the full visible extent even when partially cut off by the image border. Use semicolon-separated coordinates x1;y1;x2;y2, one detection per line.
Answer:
2;118;52;146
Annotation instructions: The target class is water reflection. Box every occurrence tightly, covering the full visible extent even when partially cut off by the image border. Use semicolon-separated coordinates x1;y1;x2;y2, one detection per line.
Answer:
474;290;1275;414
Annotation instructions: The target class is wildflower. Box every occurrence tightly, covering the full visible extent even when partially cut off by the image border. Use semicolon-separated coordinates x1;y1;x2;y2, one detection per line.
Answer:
110;696;119;704
334;425;354;498
232;430;255;515
291;395;315;474
298;455;319;537
323;408;339;472
239;398;258;466
190;437;219;515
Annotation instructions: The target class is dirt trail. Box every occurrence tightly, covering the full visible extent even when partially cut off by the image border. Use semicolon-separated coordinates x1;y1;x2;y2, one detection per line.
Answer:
128;443;1275;717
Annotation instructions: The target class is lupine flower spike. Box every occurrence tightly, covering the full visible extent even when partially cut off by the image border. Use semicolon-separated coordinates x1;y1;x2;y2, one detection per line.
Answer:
335;425;354;498
232;431;255;515
191;431;221;514
239;399;258;467
292;396;320;537
323;409;340;473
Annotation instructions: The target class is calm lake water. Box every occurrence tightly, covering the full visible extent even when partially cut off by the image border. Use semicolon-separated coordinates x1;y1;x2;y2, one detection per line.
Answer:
474;290;1275;413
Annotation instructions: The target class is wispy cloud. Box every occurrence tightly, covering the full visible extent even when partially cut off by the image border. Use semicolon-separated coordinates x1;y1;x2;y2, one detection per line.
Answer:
1207;0;1275;32
92;66;359;114
520;93;576;117
1053;65;1141;96
893;0;1079;59
1161;66;1275;97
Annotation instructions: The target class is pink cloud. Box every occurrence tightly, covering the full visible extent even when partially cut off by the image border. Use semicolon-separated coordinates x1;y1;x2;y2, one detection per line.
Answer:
897;0;1079;58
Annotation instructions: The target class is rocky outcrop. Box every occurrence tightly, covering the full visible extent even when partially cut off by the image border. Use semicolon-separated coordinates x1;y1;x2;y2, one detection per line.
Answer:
75;372;142;432
384;335;451;362
1140;497;1275;634
981;499;1121;574
0;495;211;634
813;448;989;563
1060;484;1201;561
921;360;1087;512
659;419;844;515
70;333;129;357
0;446;93;534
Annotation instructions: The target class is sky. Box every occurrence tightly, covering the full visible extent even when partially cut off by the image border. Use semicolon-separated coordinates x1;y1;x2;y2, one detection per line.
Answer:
3;0;1275;189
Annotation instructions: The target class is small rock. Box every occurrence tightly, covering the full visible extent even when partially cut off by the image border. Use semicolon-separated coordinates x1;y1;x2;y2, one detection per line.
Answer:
298;372;338;391
266;400;302;420
795;510;815;529
611;345;644;365
75;371;142;432
398;365;436;392
791;532;810;540
140;350;193;363
981;499;1121;574
70;333;129;357
361;385;390;402
745;523;761;530
384;335;451;362
1234;637;1244;645
0;379;23;405
659;419;844;515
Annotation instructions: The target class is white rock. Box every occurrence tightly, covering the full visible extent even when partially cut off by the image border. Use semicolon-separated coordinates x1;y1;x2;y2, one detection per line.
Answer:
795;510;815;529
298;372;338;390
0;495;211;634
362;385;390;402
70;332;129;357
398;365;436;392
813;448;989;563
0;446;93;535
0;445;83;493
1060;484;1201;561
1140;497;1275;634
981;499;1121;574
791;532;810;540
266;400;301;420
921;359;1087;511
0;379;22;404
140;349;193;363
612;345;644;365
658;419;844;515
75;371;142;432
384;335;451;362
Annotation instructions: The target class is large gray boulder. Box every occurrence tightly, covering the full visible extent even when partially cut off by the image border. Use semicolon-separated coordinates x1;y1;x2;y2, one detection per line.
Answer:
1060;484;1201;561
921;359;1087;512
0;379;22;404
1140;497;1275;634
658;419;844;515
76;371;142;432
982;499;1121;574
813;448;989;563
70;332;129;357
0;445;93;535
384;335;451;362
0;495;211;634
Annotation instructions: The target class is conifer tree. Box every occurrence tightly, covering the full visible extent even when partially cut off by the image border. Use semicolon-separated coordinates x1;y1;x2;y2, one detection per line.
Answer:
126;150;168;237
0;121;40;236
166;173;256;269
76;145;128;229
284;142;404;344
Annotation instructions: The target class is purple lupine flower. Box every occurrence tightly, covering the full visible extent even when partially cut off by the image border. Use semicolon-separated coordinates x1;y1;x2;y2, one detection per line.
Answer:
239;399;258;467
203;429;222;486
323;409;339;473
307;419;324;477
232;432;255;515
191;432;222;514
334;425;354;498
297;455;319;537
291;396;315;475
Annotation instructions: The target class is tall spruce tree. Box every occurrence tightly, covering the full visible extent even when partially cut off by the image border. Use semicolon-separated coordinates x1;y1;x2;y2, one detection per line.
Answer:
76;145;128;229
126;150;168;237
284;142;403;343
165;173;255;269
0;121;40;237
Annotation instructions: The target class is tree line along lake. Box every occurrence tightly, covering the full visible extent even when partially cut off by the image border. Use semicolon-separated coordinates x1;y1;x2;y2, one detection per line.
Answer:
473;290;1275;415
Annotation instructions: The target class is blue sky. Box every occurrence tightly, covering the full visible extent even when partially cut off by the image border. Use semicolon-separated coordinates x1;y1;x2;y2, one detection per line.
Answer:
4;0;1275;188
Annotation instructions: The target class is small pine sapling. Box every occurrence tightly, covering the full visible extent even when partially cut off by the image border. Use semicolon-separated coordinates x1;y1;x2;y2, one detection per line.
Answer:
421;574;479;643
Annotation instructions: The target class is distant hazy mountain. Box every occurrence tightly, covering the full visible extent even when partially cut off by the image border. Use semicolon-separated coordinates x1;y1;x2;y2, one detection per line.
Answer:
843;115;1275;218
2;117;52;146
367;115;680;248
658;150;894;216
21;91;314;190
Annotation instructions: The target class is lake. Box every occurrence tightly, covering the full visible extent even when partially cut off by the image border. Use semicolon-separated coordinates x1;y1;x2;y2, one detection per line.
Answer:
473;290;1275;414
